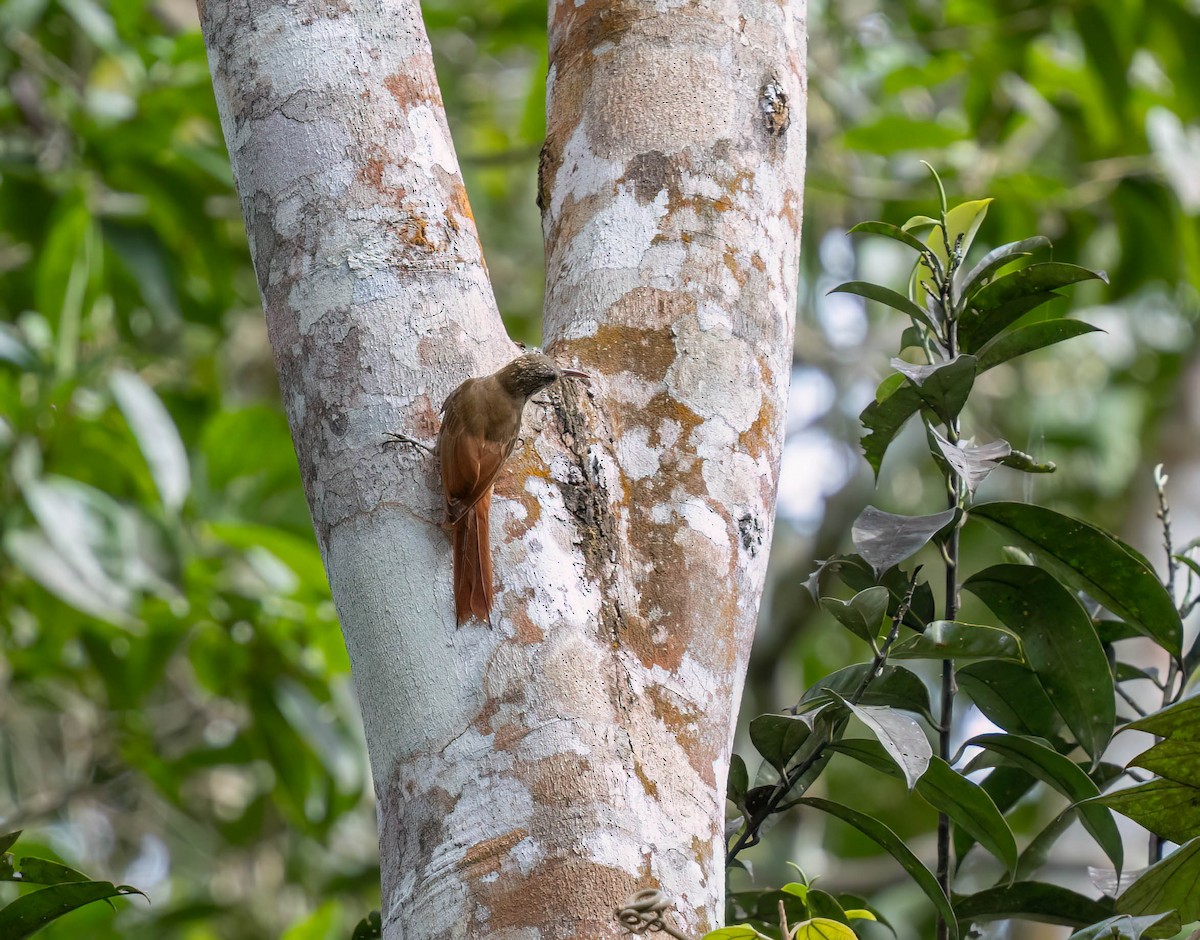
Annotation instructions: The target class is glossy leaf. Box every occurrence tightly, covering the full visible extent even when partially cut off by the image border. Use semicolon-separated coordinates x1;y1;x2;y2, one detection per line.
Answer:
927;198;993;270
889;355;977;425
0;881;146;940
964;565;1115;764
957;662;1062;739
797;664;934;723
970;503;1183;656
964;733;1122;873
1097;779;1200;844
975;319;1102;373
1069;913;1182;940
750;714;813;773
952;882;1115;929
891;620;1024;664
959;263;1106;351
832;694;931;790
794;797;958;939
848;221;938;260
793;919;859;940
859;381;923;479
727;754;749;808
806;554;935;632
957;235;1051;301
929;429;1010;495
830;281;938;332
0;856;91;886
1116;838;1200;922
820;587;889;646
851;506;957;577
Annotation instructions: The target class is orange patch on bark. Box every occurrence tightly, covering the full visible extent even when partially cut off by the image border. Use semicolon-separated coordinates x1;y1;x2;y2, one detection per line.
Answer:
460;828;530;876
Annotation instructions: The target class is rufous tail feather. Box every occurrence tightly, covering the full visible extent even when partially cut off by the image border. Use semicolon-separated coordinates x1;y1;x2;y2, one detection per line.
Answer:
452;490;493;625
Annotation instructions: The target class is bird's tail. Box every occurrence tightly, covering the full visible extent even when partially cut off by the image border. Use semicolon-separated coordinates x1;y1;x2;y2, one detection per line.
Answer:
452;490;493;625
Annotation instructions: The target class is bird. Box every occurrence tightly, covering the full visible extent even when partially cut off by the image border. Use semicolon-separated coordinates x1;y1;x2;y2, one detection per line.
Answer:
436;352;588;625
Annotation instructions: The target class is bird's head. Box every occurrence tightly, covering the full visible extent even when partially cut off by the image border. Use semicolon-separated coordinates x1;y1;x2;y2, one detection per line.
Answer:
496;352;589;400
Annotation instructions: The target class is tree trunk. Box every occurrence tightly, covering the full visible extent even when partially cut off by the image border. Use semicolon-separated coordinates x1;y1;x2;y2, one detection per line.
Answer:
198;0;806;936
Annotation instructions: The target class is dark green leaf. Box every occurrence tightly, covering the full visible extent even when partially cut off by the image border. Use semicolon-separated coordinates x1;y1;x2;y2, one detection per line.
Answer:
749;714;813;773
727;754;749;808
820;587;889;646
1098;621;1143;643
976;320;1102;373
794;797;958;938
1117;837;1200;921
957;662;1062;739
848;221;939;262
970;503;1182;656
1069;912;1183;940
0;856;91;886
964;565;1115;764
889;355;977;425
830;281;938;332
921;757;1018;877
0;833;20;855
0;881;146;939
859;381;924;479
851;506;957;577
960;263;1106;351
964;733;1122;873
1015;807;1079;881
891;621;1024;664
953;883;1115;929
797;664;934;723
1098;779;1200;844
352;910;382;939
955;767;1038;861
958;236;1051;301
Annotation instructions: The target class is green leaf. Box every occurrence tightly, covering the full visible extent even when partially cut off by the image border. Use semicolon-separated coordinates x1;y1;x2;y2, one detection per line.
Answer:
749;714;813;773
1127;696;1200;740
831;694;931;790
1069;913;1183;940
918;757;1018;878
959;263;1106;351
702;927;770;940
969;503;1182;656
957;662;1063;739
1131;737;1200;787
891;621;1024;664
793;919;859;940
794;797;958;938
110;370;191;514
830;281;938;332
727;754;749;808
0;833;21;855
851;506;957;577
797;664;934;723
820;587;889;646
952;883;1115;930
806;555;935;632
859;382;924;478
889;356;977;425
975;320;1103;373
1117;837;1200;921
964;565;1115;764
848;221;938;261
1097;779;1200;844
957;236;1051;301
964;733;1122;873
928;198;993;271
351;910;382;940
0;881;146;940
0;856;91;886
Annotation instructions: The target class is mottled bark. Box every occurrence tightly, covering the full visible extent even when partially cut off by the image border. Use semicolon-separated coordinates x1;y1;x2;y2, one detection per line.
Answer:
199;0;805;936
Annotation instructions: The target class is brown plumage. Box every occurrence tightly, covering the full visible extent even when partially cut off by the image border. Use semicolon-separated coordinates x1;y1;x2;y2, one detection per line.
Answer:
437;352;588;625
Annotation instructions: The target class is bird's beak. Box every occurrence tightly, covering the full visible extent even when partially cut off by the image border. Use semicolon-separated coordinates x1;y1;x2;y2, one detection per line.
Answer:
560;369;590;381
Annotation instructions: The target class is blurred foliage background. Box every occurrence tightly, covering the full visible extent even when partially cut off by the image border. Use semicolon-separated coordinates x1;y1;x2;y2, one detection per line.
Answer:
0;0;1197;937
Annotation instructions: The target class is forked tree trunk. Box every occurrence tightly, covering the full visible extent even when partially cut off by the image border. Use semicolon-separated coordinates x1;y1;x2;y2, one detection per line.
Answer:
198;0;805;936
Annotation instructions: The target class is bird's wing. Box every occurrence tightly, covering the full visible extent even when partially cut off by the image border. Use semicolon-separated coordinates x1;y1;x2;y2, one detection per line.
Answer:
439;385;515;526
